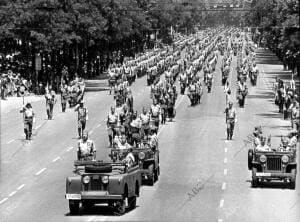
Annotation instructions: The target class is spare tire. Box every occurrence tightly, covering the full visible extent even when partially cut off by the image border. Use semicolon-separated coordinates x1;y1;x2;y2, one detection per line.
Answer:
248;149;253;170
85;165;112;173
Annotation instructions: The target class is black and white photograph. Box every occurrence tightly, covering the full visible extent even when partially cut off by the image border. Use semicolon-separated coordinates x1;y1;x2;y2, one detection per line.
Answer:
0;0;299;221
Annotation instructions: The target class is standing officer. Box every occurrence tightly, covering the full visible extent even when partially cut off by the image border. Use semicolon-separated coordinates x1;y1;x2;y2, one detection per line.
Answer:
74;100;88;139
107;107;119;147
60;84;69;112
77;131;96;161
224;101;237;140
20;103;35;140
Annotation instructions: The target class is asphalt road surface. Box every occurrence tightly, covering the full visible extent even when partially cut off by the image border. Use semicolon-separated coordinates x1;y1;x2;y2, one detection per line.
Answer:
0;48;299;222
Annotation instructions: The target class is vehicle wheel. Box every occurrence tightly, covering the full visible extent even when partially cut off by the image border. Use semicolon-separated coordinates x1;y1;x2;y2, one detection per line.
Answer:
248;149;253;170
251;168;259;188
129;196;137;210
69;200;80;215
290;169;296;189
148;164;155;186
154;168;158;181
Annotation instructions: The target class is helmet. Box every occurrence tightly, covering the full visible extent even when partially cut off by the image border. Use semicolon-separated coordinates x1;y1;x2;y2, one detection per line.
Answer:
25;103;32;108
228;101;233;106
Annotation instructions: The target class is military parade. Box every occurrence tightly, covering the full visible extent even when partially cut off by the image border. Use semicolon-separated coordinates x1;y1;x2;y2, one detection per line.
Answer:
0;0;299;222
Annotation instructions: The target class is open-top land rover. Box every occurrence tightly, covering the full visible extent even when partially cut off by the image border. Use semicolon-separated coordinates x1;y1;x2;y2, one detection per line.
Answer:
65;160;141;215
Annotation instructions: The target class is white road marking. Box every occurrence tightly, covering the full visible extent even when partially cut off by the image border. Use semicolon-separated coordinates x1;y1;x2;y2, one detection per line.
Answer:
89;130;94;135
17;184;26;190
224;169;228;175
225;140;229;143
67;146;74;152
52;157;61;162
88;216;96;222
35;168;46;176
222;182;226;190
0;198;8;205
97;123;101;128
35;124;42;130
219;199;224;208
224;158;228;163
218;219;223;222
7;139;15;144
224;148;228;153
8;191;17;197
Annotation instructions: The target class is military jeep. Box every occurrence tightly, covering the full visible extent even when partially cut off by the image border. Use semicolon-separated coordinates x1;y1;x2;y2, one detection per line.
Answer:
248;148;297;189
110;146;160;186
65;160;141;215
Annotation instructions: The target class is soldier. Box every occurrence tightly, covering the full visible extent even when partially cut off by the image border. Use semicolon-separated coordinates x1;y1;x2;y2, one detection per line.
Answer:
20;103;35;140
77;131;96;161
150;99;161;129
117;134;132;150
60;84;69;112
74;100;88;139
45;88;57;120
140;107;150;137
256;136;271;151
130;111;142;147
224;101;237;140
107;107;119;147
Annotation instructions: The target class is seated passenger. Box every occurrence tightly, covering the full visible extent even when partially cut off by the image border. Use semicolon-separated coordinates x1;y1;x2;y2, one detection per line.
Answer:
253;126;263;147
279;137;289;151
255;136;270;152
117;134;132;150
288;130;298;149
77;131;96;160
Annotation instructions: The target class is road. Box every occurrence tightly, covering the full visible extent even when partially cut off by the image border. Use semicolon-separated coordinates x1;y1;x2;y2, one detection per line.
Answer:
0;48;299;222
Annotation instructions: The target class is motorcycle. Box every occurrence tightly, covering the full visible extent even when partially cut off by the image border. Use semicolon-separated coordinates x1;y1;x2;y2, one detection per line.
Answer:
207;78;212;93
237;90;247;107
180;82;186;95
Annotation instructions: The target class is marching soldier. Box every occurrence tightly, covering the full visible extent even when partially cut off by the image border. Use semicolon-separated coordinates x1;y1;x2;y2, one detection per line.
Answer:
60;84;69;112
77;131;96;161
74;100;89;139
20;103;35;140
45;88;57;120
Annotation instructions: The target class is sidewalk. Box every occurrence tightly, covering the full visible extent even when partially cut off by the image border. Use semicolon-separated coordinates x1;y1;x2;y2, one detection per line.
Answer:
256;47;300;99
0;95;44;114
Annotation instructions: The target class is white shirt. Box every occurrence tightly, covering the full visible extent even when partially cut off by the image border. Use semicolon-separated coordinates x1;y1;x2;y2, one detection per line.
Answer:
78;139;95;155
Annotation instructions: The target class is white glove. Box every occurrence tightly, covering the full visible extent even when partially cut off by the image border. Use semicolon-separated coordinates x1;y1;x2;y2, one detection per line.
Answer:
33;117;36;123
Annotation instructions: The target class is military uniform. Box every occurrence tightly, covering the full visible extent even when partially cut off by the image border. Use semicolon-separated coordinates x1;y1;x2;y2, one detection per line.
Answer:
77;139;96;160
20;106;35;140
107;112;118;147
61;87;68;112
225;107;236;140
75;106;88;138
45;91;56;119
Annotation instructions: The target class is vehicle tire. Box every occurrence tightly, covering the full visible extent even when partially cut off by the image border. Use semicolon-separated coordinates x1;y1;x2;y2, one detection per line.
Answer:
85;165;112;173
148;164;155;186
69;200;80;215
154;168;158;181
129;196;137;210
116;198;126;215
248;149;253;170
251;168;259;188
290;169;296;189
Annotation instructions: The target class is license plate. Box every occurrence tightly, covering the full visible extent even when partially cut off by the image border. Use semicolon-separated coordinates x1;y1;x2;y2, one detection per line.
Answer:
256;173;271;177
66;194;81;200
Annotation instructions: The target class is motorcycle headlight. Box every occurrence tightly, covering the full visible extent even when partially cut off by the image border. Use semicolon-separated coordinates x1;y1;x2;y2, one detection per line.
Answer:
281;155;289;163
259;155;267;163
82;176;90;184
139;152;146;160
101;176;109;184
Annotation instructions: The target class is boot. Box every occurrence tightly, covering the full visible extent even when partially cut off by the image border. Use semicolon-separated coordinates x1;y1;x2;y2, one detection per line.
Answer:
108;135;112;147
227;129;230;140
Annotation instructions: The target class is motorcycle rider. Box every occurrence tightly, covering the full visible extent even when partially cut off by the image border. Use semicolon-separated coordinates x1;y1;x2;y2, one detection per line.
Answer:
237;79;248;108
77;131;96;161
150;99;161;128
140;107;151;137
74;100;89;139
224;101;237;140
179;71;187;95
107;107;119;147
20;103;35;140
